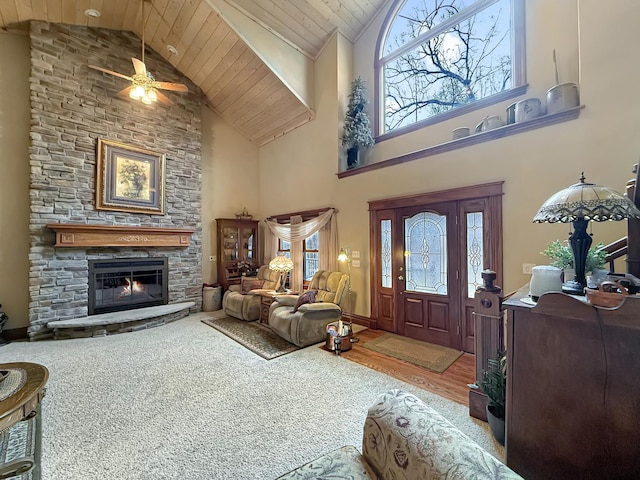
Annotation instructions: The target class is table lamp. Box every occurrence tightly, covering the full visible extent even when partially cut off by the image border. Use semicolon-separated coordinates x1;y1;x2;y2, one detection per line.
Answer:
533;173;640;294
269;253;294;293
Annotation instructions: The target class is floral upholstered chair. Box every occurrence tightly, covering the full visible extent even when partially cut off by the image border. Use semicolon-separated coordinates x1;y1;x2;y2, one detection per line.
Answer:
277;389;522;479
222;265;280;321
268;270;349;347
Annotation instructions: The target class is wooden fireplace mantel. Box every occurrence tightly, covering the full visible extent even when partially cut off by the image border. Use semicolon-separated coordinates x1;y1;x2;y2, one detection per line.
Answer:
46;223;195;247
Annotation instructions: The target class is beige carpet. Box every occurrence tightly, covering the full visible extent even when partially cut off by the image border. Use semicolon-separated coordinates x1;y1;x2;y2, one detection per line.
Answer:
362;333;463;373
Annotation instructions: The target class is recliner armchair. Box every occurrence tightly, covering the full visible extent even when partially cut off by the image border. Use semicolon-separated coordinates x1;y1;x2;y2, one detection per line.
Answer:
222;265;281;321
268;270;349;347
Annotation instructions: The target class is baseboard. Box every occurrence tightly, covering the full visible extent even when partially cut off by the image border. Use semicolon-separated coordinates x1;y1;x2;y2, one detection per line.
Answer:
342;312;375;329
2;327;28;341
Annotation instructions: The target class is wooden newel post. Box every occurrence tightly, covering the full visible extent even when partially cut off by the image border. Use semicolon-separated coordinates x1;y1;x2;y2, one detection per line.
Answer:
627;163;640;277
469;269;504;421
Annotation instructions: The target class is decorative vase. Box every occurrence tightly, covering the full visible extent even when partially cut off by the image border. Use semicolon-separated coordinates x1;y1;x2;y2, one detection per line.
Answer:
346;147;359;169
486;404;505;446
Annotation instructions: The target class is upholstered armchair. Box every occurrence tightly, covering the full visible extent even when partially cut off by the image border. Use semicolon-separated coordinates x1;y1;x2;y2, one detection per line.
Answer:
222;265;281;321
268;270;349;347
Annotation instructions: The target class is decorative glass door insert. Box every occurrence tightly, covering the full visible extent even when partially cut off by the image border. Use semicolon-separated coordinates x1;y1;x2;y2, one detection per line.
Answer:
404;212;448;295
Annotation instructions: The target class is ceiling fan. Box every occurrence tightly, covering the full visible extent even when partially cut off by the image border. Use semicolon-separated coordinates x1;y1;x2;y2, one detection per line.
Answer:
88;0;188;106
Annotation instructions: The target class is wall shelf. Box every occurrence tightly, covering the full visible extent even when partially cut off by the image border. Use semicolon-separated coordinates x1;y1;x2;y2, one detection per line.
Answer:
337;105;584;179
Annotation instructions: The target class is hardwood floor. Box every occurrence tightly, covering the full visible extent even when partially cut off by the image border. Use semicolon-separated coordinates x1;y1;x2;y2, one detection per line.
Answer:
339;328;475;406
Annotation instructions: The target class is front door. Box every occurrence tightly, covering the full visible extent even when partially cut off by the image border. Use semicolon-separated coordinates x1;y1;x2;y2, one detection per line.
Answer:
369;183;503;353
398;204;460;348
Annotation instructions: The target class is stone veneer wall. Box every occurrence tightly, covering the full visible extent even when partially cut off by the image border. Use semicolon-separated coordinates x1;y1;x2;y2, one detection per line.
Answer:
28;22;202;340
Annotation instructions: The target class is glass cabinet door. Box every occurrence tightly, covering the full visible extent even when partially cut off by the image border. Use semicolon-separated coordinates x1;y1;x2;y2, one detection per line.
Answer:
222;227;238;261
241;227;255;261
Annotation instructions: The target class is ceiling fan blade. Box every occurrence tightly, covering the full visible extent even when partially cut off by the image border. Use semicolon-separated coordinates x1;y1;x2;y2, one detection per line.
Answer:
132;58;147;76
89;64;132;81
117;86;134;98
155;90;174;106
154;81;189;93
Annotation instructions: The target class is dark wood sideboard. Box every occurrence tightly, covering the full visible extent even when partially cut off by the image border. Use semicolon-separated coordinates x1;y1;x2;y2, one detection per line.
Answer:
503;288;640;478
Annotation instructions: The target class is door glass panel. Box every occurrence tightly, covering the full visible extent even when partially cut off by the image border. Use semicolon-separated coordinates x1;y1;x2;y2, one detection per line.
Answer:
404;212;448;295
381;219;392;288
466;212;484;297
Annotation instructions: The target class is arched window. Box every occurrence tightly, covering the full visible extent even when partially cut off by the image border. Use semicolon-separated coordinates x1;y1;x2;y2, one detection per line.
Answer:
375;0;525;137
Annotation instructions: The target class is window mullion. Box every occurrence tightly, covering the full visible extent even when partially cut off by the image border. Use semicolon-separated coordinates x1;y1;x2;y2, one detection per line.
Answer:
380;0;500;64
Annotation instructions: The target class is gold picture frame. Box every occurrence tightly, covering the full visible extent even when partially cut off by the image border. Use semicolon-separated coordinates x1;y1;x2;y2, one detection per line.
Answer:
96;138;166;215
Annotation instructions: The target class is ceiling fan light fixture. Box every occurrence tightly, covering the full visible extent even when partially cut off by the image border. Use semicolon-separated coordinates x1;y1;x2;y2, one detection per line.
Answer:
84;9;101;18
146;89;158;102
130;85;145;100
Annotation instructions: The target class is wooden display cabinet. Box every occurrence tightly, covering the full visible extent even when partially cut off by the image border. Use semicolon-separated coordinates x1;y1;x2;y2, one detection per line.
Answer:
216;218;260;291
503;287;640;478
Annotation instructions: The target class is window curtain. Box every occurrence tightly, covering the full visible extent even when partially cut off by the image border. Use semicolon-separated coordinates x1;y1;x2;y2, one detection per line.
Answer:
264;208;337;292
290;216;303;292
263;227;278;265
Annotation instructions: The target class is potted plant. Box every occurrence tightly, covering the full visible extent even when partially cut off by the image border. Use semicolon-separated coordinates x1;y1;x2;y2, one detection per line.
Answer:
541;240;608;278
341;76;374;169
480;352;506;445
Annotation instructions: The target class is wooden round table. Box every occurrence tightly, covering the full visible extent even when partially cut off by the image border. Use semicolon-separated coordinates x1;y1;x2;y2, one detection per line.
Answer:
0;362;48;433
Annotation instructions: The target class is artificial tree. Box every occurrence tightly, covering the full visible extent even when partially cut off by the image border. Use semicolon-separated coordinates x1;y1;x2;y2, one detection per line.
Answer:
341;76;375;169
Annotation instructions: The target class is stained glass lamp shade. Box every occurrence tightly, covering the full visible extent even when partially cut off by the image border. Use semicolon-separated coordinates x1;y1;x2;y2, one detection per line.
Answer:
533;173;640;294
269;254;294;293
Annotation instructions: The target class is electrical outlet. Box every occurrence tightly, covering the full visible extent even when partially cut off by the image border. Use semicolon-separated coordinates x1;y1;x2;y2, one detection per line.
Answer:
523;263;536;274
352;260;361;268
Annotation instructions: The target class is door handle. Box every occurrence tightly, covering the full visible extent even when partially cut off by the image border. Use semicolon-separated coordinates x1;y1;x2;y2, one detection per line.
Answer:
398;275;404;280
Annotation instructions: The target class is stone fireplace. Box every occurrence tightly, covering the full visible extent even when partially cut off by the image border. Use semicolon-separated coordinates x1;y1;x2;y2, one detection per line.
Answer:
27;22;203;340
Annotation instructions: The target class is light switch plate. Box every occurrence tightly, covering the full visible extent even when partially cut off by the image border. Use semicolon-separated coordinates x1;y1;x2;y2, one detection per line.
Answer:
352;251;360;258
352;260;361;268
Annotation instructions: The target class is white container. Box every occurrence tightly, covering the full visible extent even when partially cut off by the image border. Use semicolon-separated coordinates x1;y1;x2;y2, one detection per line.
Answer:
515;98;543;123
546;82;579;114
475;115;505;132
203;286;222;311
452;127;470;140
529;266;563;301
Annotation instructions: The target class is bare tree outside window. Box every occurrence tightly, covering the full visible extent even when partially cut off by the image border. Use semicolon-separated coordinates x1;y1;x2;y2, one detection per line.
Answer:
382;0;513;132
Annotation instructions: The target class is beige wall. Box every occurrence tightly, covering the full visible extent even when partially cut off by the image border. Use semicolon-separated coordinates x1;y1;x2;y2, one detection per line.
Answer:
0;33;31;330
201;106;260;284
256;0;635;317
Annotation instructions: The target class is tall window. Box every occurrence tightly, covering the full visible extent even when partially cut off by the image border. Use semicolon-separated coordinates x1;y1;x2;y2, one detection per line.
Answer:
378;0;524;134
303;231;319;281
278;231;320;283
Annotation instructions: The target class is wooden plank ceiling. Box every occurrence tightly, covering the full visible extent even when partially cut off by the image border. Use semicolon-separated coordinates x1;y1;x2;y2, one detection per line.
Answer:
0;0;387;145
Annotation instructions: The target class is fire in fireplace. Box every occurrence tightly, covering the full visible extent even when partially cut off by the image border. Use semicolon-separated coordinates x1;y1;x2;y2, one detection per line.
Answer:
88;258;168;315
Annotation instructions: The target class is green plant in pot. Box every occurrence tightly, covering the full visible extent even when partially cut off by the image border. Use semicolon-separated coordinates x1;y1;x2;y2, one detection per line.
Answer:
480;352;506;445
541;240;607;277
341;76;374;170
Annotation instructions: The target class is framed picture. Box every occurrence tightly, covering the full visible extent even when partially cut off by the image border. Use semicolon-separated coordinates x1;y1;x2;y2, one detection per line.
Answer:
96;138;166;215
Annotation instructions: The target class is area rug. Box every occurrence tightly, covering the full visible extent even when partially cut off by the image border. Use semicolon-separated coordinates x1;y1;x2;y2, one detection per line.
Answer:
362;333;463;373
201;316;300;360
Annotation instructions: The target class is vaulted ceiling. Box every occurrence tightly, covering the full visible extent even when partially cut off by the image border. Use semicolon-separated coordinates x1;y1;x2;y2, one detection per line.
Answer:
0;0;388;146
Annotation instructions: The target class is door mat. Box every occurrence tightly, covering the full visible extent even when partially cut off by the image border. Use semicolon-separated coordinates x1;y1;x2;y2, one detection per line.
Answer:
361;333;463;373
201;316;300;360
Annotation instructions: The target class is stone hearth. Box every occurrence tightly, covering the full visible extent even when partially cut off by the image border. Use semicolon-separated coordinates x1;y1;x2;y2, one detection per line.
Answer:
47;302;195;339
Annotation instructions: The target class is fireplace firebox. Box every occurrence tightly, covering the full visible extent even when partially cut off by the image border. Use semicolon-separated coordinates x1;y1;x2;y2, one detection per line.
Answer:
88;258;168;315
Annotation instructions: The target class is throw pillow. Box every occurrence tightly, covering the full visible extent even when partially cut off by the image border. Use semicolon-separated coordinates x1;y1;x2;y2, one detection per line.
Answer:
241;277;264;294
292;289;317;313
